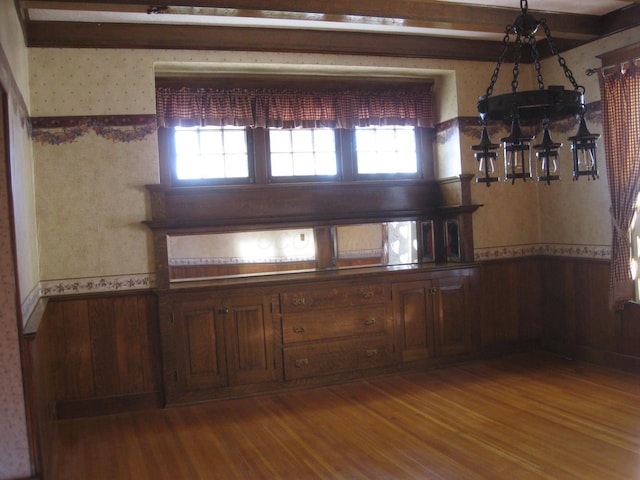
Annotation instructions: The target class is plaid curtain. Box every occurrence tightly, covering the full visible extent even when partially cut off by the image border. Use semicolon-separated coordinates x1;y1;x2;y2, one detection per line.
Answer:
599;64;640;310
156;86;434;129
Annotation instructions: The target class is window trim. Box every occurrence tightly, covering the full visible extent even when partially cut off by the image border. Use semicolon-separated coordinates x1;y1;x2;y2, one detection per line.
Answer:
159;125;434;187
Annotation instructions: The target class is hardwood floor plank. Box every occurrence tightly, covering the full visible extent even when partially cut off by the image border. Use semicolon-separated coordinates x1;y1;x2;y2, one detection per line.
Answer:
50;352;640;479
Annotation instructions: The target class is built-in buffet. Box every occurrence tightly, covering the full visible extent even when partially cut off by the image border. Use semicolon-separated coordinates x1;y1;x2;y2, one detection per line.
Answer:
146;175;481;405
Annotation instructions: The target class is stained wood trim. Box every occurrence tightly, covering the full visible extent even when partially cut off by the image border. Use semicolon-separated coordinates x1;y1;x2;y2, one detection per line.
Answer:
56;392;163;419
144;181;446;228
25;21;585;61
20;0;602;40
597;42;640;69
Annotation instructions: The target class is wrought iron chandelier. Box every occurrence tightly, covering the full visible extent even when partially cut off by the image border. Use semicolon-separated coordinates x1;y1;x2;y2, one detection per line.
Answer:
473;0;600;186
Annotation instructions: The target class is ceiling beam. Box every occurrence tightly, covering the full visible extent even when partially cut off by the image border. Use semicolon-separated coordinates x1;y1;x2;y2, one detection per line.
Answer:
20;0;603;40
25;20;587;60
600;4;640;36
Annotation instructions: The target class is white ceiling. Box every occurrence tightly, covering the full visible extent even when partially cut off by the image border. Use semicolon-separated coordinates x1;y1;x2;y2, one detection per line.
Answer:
436;0;631;15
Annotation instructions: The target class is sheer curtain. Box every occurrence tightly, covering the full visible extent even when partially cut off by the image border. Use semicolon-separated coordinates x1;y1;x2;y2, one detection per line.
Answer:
599;60;640;310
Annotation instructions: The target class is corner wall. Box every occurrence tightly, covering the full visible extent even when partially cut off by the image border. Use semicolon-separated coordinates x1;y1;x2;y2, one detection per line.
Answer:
0;0;37;476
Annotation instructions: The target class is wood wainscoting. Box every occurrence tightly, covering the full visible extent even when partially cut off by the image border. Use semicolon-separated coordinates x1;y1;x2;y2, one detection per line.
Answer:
29;290;163;420
28;257;640;420
27;257;640;478
539;256;640;371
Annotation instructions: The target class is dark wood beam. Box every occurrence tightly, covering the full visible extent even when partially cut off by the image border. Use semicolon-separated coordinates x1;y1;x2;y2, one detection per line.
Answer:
600;4;640;36
25;21;587;60
20;0;602;40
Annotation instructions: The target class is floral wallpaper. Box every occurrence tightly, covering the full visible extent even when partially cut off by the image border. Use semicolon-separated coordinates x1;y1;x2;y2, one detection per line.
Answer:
26;26;640;294
0;2;35;477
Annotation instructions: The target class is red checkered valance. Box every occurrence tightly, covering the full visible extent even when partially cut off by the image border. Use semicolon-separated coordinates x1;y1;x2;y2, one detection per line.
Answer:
155;86;434;129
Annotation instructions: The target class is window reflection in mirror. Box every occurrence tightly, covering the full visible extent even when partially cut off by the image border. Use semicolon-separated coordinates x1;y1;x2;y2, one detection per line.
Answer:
168;228;316;281
167;221;420;282
335;221;418;269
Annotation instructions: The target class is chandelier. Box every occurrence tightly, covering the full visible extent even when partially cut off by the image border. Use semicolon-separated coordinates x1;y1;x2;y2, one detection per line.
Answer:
473;0;600;186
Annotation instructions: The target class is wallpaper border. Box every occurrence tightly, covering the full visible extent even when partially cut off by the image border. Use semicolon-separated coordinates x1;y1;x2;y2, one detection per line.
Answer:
40;273;156;296
475;243;611;261
36;243;610;297
30;114;157;144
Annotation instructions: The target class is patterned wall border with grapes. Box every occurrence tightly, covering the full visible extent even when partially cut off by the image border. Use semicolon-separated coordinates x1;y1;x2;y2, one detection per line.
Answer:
30;114;157;144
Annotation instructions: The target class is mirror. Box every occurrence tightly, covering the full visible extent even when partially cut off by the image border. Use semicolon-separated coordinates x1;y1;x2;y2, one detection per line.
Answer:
167;221;422;282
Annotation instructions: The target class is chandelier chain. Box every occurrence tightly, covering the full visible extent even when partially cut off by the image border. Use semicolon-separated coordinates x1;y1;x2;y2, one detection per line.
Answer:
485;28;512;98
520;0;528;14
528;36;545;90
511;34;523;94
540;20;584;93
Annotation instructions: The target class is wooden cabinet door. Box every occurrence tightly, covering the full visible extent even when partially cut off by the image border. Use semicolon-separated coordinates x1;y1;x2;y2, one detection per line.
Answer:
169;298;228;398
433;275;472;357
223;295;277;386
392;281;435;361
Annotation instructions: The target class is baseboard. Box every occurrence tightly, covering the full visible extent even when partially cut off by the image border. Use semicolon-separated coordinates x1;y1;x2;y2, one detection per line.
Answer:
56;392;163;419
541;340;640;375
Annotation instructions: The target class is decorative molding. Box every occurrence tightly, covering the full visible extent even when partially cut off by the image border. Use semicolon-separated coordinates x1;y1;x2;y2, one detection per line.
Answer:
20;284;41;324
475;243;611;261
31;115;157;145
0;42;30;128
40;273;156;296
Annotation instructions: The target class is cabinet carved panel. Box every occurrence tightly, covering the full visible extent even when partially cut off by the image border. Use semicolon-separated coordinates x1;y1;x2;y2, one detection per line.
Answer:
159;266;478;405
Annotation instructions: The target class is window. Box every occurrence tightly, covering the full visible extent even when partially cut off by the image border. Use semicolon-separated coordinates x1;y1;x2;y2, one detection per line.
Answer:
269;128;338;178
174;126;250;182
160;124;429;186
355;126;418;175
156;82;435;186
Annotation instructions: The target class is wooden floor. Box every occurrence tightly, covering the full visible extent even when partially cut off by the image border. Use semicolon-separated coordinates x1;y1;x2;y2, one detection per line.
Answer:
50;351;640;479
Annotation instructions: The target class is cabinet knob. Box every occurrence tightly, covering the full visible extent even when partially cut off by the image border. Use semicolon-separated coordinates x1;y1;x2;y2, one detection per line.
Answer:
218;307;229;314
365;349;378;358
293;326;306;334
362;290;375;299
363;318;377;326
294;358;309;368
292;296;307;306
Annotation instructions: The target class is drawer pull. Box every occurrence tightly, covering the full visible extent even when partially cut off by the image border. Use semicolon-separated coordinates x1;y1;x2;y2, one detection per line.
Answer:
294;358;309;368
293;326;306;334
361;290;375;299
363;318;377;326
365;349;378;358
292;296;307;306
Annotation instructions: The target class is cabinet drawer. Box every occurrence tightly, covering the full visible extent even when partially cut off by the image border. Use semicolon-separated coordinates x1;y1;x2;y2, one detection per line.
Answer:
280;284;385;313
282;306;387;344
283;338;396;380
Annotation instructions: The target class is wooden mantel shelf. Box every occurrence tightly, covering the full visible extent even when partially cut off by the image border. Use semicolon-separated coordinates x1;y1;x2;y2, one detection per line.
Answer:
145;175;479;229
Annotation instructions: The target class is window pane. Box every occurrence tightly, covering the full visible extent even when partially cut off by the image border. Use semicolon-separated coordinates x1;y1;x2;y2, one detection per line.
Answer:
225;154;250;177
355;126;418;175
270;130;292;152
293;153;316;176
199;130;223;154
174;126;249;181
175;130;199;156
224;129;248;154
271;153;294;176
269;128;337;178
